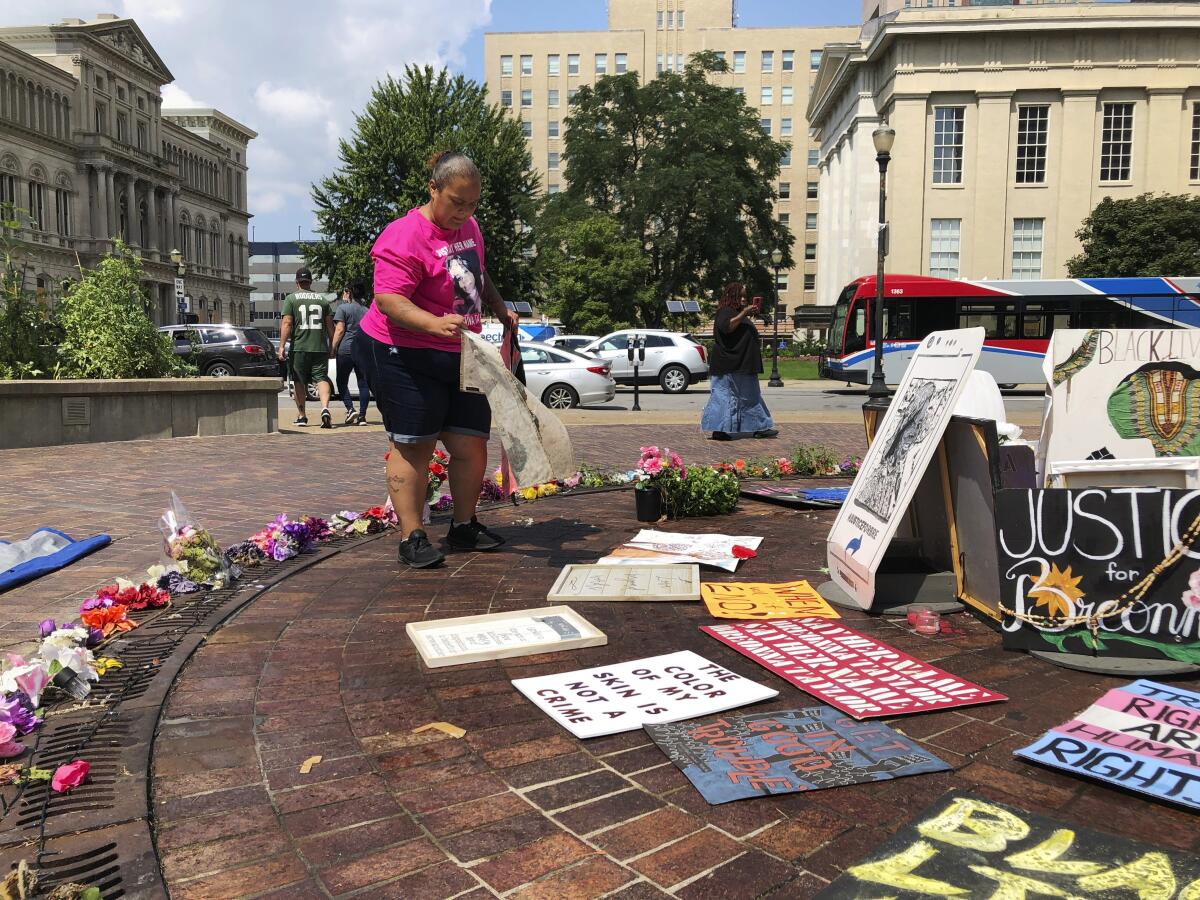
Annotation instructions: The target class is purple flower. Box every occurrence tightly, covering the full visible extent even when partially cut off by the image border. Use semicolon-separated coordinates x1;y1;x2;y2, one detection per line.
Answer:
0;692;41;736
79;596;114;613
85;626;105;648
38;619;57;639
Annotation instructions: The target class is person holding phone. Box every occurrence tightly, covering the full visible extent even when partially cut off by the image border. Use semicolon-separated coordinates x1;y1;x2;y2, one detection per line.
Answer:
701;282;778;441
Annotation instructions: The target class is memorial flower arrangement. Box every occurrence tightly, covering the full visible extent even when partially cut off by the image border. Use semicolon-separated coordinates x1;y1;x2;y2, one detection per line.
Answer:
164;524;227;585
427;449;450;505
250;515;331;561
332;501;398;535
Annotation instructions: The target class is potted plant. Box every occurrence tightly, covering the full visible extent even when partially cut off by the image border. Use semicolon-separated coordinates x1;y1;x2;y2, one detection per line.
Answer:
634;446;683;522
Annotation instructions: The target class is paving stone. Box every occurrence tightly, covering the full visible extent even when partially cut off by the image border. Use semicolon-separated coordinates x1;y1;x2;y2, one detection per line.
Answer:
674;850;798;899
352;861;481;899
170;852;309;900
295;815;423;868
419;792;532;837
509;856;637;899
525;770;630;812
440;810;563;864
319;837;445;894
591;808;706;861
629;828;744;889
470;832;596;893
554;789;665;836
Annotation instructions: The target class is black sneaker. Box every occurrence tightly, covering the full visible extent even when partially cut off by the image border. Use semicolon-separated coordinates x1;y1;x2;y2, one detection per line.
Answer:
446;518;505;552
754;428;779;439
398;529;444;568
293;415;308;427
711;431;732;441
320;408;332;429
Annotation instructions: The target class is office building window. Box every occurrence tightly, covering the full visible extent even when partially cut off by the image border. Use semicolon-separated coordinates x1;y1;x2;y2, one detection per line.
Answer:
779;182;791;199
1012;218;1044;279
806;212;817;229
776;272;790;292
806;181;818;200
762;51;774;73
595;53;607;74
94;102;106;134
548;89;559;107
136;121;147;149
808;148;819;166
676;55;683;73
810;50;823;71
932;107;965;185
548;54;560;75
781;85;793;105
760;118;772;135
548;152;559;170
568;53;580;74
568;88;579;101
657;10;663;28
55;189;71;236
521;54;532;75
1015;105;1049;184
929;218;961;278
733;51;745;73
781;148;792;166
116;112;128;143
500;55;512;76
804;273;815;290
761;86;773;105
503;92;516;110
548;120;559;138
27;181;46;231
657;53;664;74
616;52;627;74
715;50;727;66
1191;102;1200;180
1100;102;1134;182
521;120;532;138
781;117;793;137
805;243;816;261
667;54;675;72
548;183;560;194
734;86;744;96
0;173;14;207
678;10;685;28
668;10;676;28
780;213;790;226
521;89;532;107
782;50;794;72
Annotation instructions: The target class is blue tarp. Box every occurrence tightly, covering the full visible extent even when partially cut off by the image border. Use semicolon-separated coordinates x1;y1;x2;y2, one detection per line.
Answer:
0;528;111;593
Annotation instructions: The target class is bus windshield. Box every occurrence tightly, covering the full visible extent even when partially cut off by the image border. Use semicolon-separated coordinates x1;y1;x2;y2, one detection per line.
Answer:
827;284;857;354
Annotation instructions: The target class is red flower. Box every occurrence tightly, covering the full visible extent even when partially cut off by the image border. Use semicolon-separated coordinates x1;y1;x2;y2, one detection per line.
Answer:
732;545;757;559
429;463;446;477
365;506;387;519
51;760;89;793
81;604;136;636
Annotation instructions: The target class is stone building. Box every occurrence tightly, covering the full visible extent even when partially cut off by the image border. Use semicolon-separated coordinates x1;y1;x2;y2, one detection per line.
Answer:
0;14;255;325
248;241;332;340
484;0;858;313
809;1;1200;302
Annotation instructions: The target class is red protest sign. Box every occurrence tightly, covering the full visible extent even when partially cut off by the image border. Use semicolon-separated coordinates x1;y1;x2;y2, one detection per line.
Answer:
701;619;1006;720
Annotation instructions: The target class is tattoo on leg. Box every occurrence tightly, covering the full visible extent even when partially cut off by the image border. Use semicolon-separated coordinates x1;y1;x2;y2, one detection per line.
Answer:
387;474;407;490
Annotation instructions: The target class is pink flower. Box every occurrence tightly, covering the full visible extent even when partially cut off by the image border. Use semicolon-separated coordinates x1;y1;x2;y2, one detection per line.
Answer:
1189;570;1200;594
642;458;663;475
668;451;683;469
0;723;25;759
51;760;89;793
1183;590;1200;611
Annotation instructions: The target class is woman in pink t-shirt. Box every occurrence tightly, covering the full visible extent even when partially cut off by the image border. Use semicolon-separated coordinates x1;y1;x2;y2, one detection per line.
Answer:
354;151;519;569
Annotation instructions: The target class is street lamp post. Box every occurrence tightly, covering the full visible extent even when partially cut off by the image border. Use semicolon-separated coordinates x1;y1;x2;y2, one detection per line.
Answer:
866;121;895;408
767;248;784;387
170;247;187;324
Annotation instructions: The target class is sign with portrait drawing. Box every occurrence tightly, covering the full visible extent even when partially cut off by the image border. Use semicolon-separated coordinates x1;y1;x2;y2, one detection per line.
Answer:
827;328;984;609
406;606;606;668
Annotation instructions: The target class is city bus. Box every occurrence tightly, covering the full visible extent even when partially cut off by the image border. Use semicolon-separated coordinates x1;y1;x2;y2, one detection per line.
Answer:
820;274;1200;386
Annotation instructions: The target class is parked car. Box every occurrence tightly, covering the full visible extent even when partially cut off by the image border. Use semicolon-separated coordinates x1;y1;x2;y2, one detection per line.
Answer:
159;324;278;378
581;330;709;393
519;342;616;409
545;334;599;354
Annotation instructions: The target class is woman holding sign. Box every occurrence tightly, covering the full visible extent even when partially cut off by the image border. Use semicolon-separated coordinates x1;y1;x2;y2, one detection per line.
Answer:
701;282;778;441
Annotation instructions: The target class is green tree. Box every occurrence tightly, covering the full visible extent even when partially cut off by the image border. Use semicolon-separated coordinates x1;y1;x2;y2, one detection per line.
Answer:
560;51;793;327
1068;193;1200;277
533;198;649;334
305;66;540;300
56;241;184;379
0;205;60;379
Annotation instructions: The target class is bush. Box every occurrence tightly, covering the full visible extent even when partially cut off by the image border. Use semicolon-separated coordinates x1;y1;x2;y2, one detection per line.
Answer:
791;445;841;477
663;466;739;519
0;207;60;379
55;241;186;379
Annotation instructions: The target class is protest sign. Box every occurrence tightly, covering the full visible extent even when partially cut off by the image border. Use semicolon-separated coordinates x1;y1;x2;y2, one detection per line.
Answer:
827;329;984;609
598;530;763;572
997;487;1200;663
701;581;839;620
547;564;701;603
511;650;778;739
1015;679;1200;811
701;619;1006;719
645;706;949;805
406;606;605;668
739;485;848;509
815;791;1200;899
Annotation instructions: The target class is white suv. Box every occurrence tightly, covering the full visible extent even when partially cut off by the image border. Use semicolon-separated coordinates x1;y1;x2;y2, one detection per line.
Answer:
582;330;709;394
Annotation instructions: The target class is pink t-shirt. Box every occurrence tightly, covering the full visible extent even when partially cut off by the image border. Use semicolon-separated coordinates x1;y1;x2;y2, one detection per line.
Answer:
361;208;487;351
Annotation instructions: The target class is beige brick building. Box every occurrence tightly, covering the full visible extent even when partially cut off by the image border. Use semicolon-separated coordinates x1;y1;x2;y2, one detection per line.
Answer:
484;0;857;312
810;1;1200;303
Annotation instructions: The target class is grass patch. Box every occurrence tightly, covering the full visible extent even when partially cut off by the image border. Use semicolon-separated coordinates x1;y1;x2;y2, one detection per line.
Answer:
757;359;820;380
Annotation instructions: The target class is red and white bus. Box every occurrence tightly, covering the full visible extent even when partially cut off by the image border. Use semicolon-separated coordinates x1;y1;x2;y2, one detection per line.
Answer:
821;274;1200;386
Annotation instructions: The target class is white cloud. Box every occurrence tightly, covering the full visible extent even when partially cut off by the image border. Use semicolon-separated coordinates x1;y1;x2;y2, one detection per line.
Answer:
160;83;205;109
254;82;332;124
121;0;185;22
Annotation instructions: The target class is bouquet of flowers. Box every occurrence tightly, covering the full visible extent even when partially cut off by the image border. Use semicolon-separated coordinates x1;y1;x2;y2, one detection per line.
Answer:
332;502;398;535
427;449;450;506
250;514;332;561
159;493;233;588
635;446;685;493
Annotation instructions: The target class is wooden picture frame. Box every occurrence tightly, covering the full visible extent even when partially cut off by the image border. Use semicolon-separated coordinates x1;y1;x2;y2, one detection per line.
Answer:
406;605;606;668
548;564;702;602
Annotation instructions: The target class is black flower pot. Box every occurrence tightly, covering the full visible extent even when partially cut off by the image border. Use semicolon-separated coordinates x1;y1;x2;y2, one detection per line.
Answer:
635;488;662;522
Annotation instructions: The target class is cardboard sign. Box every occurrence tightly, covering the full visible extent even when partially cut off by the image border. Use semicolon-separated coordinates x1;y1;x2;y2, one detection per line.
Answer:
701;619;1006;719
644;706;949;805
406;606;606;668
1041;328;1200;473
997;488;1200;663
815;791;1200;899
598;530;763;572
739;484;848;508
701;581;840;620
511;650;778;739
547;564;701;602
827;328;984;609
1015;680;1200;811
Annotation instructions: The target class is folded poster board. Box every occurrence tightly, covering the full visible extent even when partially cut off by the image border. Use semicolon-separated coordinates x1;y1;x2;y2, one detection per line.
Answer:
598;530;763;572
406;606;606;668
739;484;848;508
511;650;778;739
701;581;840;620
702;619;1006;719
815;791;1200;899
547;564;701;602
644;706;949;805
997;487;1200;663
827;328;984;609
1014;679;1200;811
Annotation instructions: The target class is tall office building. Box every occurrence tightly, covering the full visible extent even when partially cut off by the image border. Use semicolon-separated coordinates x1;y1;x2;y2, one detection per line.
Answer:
484;0;857;313
248;241;332;339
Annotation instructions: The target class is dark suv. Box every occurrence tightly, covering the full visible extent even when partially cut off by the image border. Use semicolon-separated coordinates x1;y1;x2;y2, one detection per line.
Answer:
158;324;278;378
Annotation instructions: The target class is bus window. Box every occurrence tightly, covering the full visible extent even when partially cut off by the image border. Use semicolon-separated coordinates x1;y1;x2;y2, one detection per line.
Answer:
883;299;913;339
845;299;867;353
1128;303;1178;329
911;297;957;336
1076;299;1127;329
959;301;1017;338
827;284;856;353
1021;301;1071;338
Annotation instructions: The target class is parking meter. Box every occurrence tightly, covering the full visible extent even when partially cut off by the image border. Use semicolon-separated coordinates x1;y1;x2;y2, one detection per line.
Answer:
628;335;646;411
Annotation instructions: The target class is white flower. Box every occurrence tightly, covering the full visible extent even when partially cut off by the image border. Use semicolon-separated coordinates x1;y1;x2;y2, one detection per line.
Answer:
41;627;88;651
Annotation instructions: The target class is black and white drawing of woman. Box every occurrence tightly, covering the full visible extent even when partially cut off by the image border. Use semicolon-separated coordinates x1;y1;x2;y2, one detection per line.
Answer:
855;378;953;522
445;252;483;317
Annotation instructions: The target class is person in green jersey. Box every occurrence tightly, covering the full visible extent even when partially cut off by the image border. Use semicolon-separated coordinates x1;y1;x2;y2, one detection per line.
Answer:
278;268;335;428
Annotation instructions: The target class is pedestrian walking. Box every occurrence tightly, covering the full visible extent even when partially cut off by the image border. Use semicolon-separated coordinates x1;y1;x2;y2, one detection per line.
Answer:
701;282;779;441
278;268;336;428
353;150;520;568
331;279;371;425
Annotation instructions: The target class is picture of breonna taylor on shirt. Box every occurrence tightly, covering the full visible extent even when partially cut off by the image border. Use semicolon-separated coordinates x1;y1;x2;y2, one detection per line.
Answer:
445;249;483;321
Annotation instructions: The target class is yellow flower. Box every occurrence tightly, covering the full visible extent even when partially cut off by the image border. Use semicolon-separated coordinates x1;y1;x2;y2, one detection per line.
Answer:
522;487;538;501
538;483;559;497
93;657;124;676
494;468;505;486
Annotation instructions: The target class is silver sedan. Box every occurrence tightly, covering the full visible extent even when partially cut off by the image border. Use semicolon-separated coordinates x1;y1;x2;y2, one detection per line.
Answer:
520;342;616;409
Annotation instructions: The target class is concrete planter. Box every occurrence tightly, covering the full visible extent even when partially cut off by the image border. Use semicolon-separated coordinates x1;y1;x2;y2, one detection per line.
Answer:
0;378;280;449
